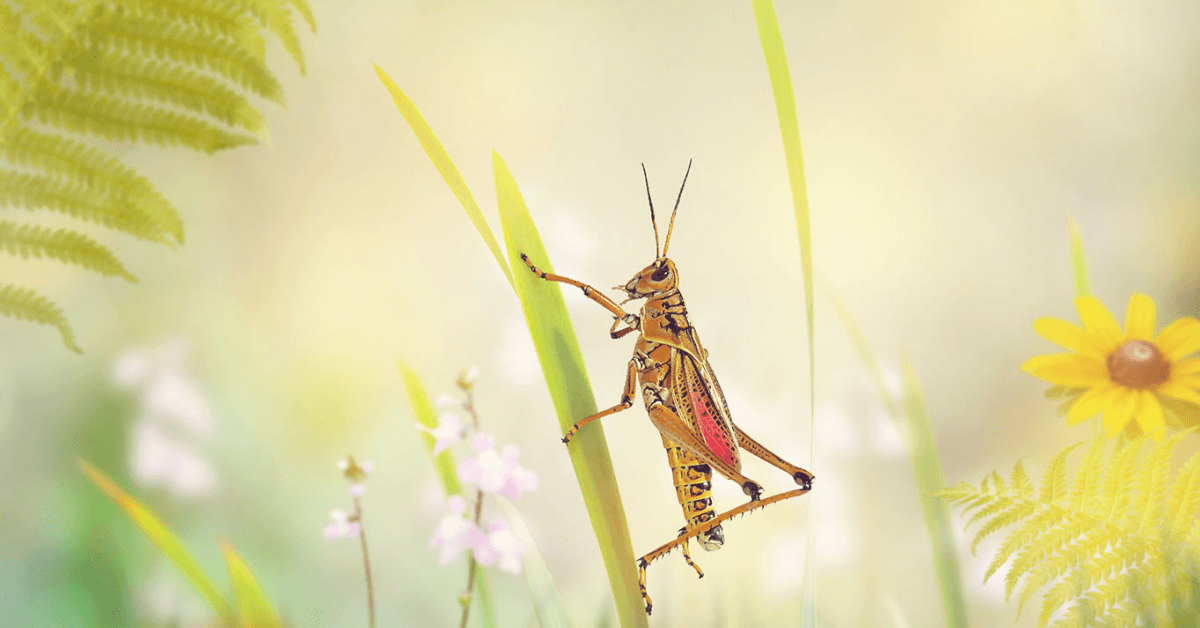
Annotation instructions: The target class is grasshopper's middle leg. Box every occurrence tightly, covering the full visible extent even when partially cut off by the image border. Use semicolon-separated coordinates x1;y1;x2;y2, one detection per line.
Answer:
734;425;815;489
562;357;638;444
521;253;640;338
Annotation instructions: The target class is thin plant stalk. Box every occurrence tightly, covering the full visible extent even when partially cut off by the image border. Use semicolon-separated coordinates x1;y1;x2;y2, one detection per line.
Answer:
461;389;486;628
354;496;376;628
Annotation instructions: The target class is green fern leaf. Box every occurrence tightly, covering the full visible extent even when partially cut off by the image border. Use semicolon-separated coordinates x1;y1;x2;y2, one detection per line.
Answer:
1039;442;1084;504
1;0;312;350
1068;438;1106;513
0;220;135;280
943;435;1200;628
1130;431;1185;533
971;500;1035;554
1013;459;1035;498
1166;447;1200;540
0;283;79;352
984;507;1070;582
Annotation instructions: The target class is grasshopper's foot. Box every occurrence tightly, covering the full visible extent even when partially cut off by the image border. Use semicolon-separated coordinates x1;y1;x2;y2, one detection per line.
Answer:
520;253;547;279
742;480;763;501
794;470;814;491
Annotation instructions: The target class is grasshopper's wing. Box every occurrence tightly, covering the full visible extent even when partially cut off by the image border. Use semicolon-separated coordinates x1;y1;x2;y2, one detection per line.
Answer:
673;351;742;472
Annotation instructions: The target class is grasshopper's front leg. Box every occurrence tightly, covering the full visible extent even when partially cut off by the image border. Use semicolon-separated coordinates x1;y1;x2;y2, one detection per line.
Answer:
521;254;640;338
561;357;638;444
734;425;815;490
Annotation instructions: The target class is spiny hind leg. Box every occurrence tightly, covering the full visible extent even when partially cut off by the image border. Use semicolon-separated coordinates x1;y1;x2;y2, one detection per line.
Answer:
733;424;815;489
647;404;763;500
562;358;637;444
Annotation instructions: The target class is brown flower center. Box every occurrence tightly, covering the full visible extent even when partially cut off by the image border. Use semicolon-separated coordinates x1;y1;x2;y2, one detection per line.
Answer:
1107;340;1170;388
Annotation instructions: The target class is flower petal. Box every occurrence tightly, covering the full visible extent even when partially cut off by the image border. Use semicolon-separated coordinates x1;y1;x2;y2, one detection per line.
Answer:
1102;388;1139;437
1065;384;1120;426
1075;296;1125;353
1021;354;1111;387
1133;391;1166;441
1033;318;1108;358
1124;293;1157;340
1157;317;1200;360
1173;358;1200;377
1158;380;1200;406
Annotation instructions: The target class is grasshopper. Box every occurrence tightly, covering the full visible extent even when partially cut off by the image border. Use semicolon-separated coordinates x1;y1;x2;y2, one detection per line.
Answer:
520;160;814;614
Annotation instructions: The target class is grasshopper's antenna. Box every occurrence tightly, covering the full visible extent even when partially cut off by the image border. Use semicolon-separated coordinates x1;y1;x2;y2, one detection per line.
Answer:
643;163;660;259
661;158;692;257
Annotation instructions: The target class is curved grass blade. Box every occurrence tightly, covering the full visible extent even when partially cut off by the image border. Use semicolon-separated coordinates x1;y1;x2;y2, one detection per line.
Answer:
400;361;463;495
900;362;970;628
398;361;496;628
1067;217;1090;298
493;496;576;628
219;538;281;628
374;65;515;291
493;151;648;628
78;460;234;622
749;1;817;625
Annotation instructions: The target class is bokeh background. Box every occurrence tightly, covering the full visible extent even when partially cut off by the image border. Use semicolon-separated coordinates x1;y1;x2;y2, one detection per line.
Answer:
3;0;1200;626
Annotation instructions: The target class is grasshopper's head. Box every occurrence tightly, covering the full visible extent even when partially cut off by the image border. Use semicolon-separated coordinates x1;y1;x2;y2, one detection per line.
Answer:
620;160;691;300
620;258;679;298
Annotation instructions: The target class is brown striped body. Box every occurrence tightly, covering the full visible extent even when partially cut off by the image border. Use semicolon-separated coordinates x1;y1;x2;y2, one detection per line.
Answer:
663;436;724;550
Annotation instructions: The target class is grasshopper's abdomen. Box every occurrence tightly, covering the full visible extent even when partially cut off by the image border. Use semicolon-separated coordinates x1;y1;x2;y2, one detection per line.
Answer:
663;436;725;551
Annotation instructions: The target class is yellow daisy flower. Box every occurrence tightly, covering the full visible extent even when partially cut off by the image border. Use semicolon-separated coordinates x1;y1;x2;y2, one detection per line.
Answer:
1022;293;1200;440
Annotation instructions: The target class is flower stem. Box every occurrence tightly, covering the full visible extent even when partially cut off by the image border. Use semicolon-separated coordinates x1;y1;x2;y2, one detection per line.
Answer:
354;496;376;628
460;390;484;628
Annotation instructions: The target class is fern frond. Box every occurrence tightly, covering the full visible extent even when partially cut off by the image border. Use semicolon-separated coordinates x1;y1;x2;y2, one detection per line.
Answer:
81;10;285;103
1068;438;1106;513
0;220;135;280
0;283;79;352
0;128;182;241
942;436;1200;628
29;84;257;152
1130;430;1185;533
0;172;172;242
1013;459;1035;498
984;507;1071;582
1;0;312;350
65;47;268;134
1039;442;1084;504
1166;445;1200;540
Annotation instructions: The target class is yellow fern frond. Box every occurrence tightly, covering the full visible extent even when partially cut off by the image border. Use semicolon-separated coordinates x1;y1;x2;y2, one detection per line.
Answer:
942;436;1200;628
1;0;312;351
0;282;79;352
1068;439;1106;513
0;220;135;280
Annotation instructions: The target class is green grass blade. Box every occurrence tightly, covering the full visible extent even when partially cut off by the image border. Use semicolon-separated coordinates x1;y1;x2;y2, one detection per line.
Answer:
493;151;648;628
399;361;463;495
1067;217;1090;298
78;460;235;622
493;496;577;628
398;362;496;628
900;362;970;628
374;65;516;291
219;538;281;628
751;0;814;421
830;293;902;422
750;2;816;625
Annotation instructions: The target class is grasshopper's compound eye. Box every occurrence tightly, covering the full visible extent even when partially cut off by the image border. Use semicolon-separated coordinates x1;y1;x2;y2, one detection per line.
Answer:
651;266;670;282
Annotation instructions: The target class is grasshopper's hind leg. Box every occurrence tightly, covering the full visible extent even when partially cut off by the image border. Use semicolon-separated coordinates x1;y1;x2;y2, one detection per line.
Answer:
647;404;764;500
733;425;815;489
